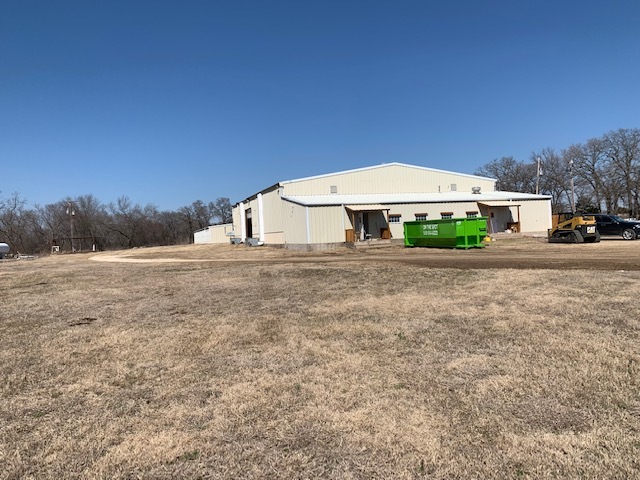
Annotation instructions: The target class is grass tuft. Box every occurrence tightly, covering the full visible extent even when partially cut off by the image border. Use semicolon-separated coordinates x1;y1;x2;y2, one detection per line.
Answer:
1;241;639;478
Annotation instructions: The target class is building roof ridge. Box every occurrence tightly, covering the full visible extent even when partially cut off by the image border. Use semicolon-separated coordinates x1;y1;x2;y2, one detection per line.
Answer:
280;162;495;184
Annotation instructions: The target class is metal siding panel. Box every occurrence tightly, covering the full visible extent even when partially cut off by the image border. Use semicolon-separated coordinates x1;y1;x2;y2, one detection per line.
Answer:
193;229;212;244
264;231;285;243
309;206;345;243
262;189;284;235
210;224;233;243
282;201;308;244
231;208;242;237
517;200;552;232
193;224;233;244
344;208;354;229
243;198;258;238
282;164;495;196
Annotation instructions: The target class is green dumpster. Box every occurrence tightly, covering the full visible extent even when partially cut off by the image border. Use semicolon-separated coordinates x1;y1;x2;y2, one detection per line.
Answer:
404;217;488;249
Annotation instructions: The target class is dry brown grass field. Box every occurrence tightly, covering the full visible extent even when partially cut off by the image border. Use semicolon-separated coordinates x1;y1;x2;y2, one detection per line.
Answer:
1;238;639;479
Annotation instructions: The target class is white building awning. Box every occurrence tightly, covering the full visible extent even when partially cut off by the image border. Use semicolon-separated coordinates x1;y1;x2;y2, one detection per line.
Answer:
282;192;550;207
478;201;522;208
345;204;390;211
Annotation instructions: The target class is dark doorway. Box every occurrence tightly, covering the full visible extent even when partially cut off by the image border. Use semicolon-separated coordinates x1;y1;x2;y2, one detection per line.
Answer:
245;208;253;238
363;212;370;234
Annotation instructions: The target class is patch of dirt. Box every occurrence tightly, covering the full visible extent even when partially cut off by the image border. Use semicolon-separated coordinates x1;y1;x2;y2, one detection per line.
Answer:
87;237;640;271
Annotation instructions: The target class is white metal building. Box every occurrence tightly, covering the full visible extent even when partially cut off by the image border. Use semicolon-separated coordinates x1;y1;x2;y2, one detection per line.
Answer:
194;223;234;244
232;163;552;249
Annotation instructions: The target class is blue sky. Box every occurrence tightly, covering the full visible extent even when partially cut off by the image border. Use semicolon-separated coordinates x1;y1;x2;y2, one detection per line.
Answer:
2;0;639;210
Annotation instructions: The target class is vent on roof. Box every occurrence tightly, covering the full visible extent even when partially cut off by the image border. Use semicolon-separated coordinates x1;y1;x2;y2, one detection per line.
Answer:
330;185;338;194
471;186;481;194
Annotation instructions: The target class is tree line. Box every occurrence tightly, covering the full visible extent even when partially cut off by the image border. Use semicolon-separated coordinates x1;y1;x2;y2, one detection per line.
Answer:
475;128;640;217
0;194;232;254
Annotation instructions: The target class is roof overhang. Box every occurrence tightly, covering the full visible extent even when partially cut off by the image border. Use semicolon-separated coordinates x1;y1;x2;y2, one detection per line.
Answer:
345;204;390;211
233;183;281;207
477;201;522;207
279;192;550;207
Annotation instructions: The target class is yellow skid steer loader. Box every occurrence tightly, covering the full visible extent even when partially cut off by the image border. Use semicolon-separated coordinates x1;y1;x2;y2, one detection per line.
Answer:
548;213;600;243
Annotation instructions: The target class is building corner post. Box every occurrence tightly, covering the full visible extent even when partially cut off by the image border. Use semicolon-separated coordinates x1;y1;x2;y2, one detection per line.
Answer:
239;202;246;242
257;193;265;243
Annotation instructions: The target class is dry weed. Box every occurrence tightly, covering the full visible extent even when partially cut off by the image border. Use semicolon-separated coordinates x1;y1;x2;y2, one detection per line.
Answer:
1;243;639;478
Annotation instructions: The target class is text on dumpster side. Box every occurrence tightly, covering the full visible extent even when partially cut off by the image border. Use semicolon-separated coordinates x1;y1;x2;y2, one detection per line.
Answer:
421;224;439;236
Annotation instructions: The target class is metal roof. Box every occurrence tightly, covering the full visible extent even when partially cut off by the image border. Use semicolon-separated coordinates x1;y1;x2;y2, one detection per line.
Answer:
282;191;550;206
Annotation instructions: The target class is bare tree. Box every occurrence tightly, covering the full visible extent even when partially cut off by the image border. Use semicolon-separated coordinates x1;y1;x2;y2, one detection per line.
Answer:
475;157;536;192
603;128;640;216
191;200;212;230
105;196;159;248
0;192;40;253
565;138;625;213
208;197;232;224
177;199;223;243
75;195;108;243
531;148;572;213
476;129;640;216
157;210;191;245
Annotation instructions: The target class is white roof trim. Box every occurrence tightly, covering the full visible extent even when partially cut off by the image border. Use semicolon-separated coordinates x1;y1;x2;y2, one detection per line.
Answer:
282;191;551;207
345;204;390;211
194;223;233;233
280;162;496;185
477;201;522;207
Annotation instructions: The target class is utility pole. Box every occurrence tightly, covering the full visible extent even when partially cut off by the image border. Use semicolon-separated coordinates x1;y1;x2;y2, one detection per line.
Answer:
536;156;541;195
66;201;75;252
568;160;576;214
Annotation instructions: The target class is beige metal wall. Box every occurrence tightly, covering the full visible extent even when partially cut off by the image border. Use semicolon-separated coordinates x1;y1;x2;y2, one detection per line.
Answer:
262;189;284;239
513;200;552;232
231;198;259;239
296;201;488;242
211;224;234;243
282;164;495;196
282;201;309;244
308;206;347;243
233;196;551;244
232;190;285;241
479;201;551;234
383;200;550;238
343;208;354;229
231;207;242;238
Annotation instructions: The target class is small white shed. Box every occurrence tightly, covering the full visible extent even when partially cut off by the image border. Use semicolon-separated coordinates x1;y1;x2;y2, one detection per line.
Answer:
193;223;234;244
